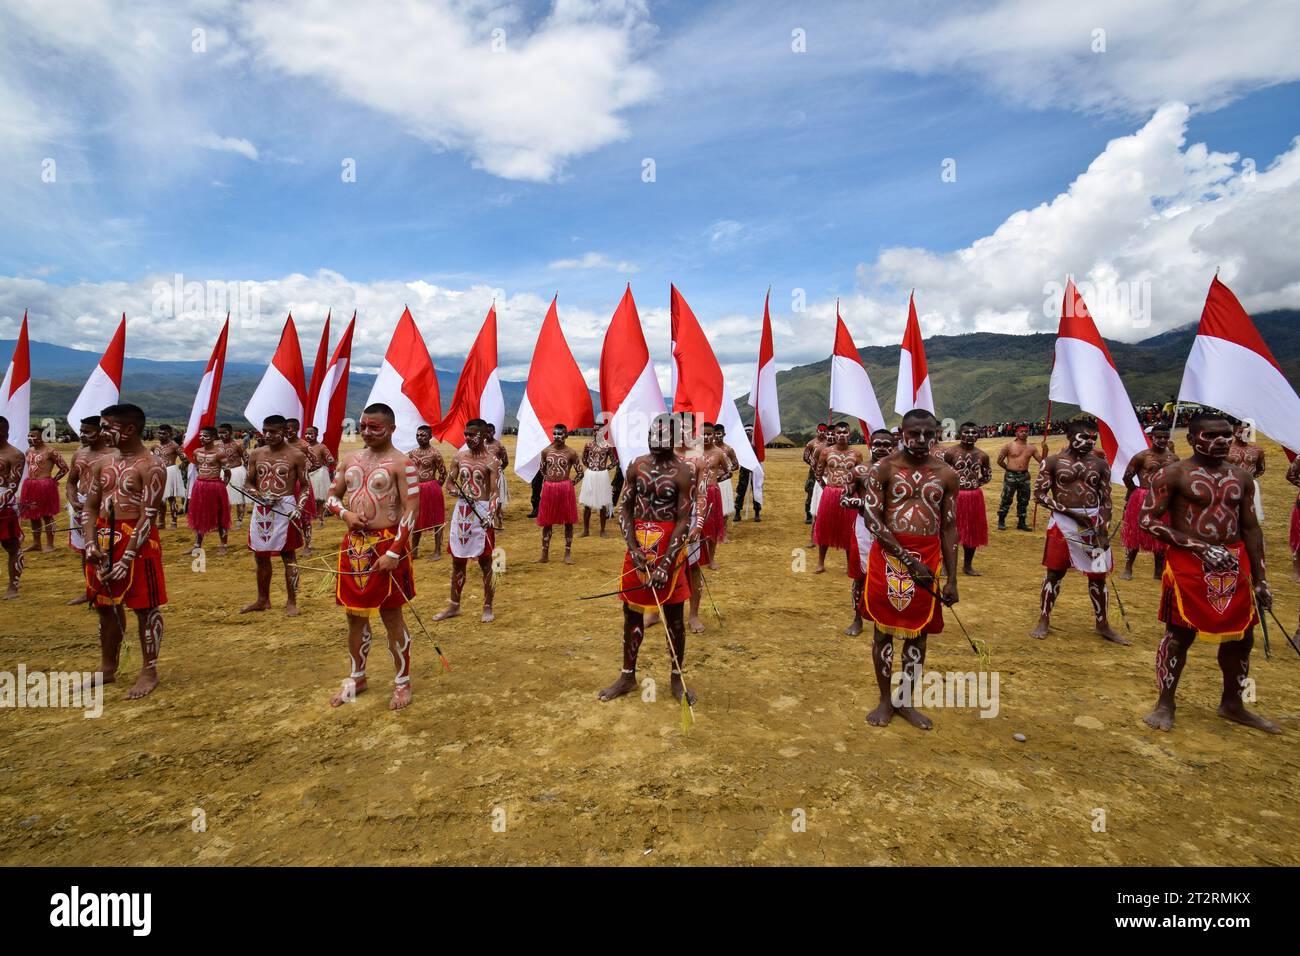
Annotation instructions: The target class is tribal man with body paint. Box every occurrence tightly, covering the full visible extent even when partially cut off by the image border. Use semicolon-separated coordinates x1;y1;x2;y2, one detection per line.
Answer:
859;409;959;730
325;403;420;711
80;403;169;700
1029;418;1128;645
1140;412;1278;734
597;413;696;707
241;415;310;617
434;418;499;624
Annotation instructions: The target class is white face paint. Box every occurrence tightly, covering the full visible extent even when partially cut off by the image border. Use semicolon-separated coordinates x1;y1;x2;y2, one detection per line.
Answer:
1069;431;1098;454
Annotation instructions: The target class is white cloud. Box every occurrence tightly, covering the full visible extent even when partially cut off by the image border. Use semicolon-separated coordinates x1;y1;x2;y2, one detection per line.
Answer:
548;252;638;272
240;0;658;182
879;0;1300;116
3;102;1298;405
195;133;259;161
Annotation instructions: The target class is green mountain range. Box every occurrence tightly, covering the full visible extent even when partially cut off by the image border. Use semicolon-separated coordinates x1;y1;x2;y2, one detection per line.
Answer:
737;309;1300;436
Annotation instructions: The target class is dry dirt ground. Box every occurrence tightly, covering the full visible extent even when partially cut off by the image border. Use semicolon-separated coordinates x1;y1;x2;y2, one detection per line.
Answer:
2;435;1298;866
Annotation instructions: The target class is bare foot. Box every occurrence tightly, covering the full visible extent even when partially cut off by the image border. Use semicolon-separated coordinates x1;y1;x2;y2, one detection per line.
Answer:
1143;703;1175;731
867;700;894;727
813;565;826;574
66;591;91;605
644;612;660;629
76;670;114;693
564;552;573;565
330;676;368;707
537;552;549;564
219;545;228;556
389;683;413;710
481;606;494;623
599;531;608;538
897;706;933;730
670;672;697;706
431;551;443;562
844;617;863;636
962;567;981;577
580;530;590;538
41;545;55;554
1029;618;1049;639
689;616;705;634
1120;568;1134;580
708;562;719;571
5;585;20;600
20;543;38;554
1218;703;1282;734
284;604;300;618
432;602;461;621
125;669;158;700
597;673;637;701
1095;624;1131;646
240;600;270;613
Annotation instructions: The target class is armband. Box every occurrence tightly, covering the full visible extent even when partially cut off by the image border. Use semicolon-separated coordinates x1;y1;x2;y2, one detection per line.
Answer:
326;495;345;517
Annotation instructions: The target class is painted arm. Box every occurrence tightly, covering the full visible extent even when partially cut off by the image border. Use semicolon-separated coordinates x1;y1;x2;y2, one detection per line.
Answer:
978;451;992;487
571;448;585;485
619;460;639;559
80;463;105;560
1122;451;1141;496
1241;475;1269;607
52;450;69;481
376;461;419;569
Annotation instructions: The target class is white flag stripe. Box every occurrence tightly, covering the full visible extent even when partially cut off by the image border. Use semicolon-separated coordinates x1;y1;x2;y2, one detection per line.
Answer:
830;355;886;435
479;368;506;437
1050;337;1147;484
606;359;663;475
365;359;430;453
67;363;120;431
310;357;348;438
244;363;303;429
513;390;550;482
1179;336;1300;453
183;369;216;450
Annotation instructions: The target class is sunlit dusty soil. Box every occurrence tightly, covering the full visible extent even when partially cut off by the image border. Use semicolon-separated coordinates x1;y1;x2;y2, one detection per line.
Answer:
2;436;1297;865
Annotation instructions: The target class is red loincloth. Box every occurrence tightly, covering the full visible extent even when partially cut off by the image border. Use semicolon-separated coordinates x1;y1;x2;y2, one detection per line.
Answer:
702;483;725;542
860;531;944;638
1159;541;1257;643
1120;488;1165;554
536;479;577;527
186;477;230;534
418;479;445;529
0;505;21;543
18;477;59;519
85;518;168;610
813;485;855;550
955;488;989;548
620;519;690;611
1290;502;1300;556
335;528;415;615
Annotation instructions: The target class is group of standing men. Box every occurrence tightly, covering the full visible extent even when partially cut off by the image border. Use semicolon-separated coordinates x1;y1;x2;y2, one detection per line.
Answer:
801;409;1280;734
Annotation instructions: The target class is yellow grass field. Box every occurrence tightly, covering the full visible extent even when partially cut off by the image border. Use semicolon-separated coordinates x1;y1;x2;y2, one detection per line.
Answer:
2;435;1298;866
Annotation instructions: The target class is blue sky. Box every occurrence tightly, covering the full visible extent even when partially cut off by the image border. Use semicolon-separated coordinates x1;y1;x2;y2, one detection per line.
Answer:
1;0;1298;393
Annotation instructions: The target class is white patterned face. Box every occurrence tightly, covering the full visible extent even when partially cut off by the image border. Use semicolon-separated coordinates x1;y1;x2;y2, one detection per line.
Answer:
900;419;937;459
1068;428;1098;455
1192;420;1232;459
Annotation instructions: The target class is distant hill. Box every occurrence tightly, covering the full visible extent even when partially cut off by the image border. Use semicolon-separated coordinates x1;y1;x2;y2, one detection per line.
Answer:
0;339;598;430
737;309;1300;436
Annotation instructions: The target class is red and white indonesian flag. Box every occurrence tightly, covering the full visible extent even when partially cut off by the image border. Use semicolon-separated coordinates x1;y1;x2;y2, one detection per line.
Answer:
0;311;32;454
894;292;934;416
304;310;331;428
600;285;664;474
829;303;885;437
67;313;126;431
244;313;307;429
516;297;594;481
670;285;761;475
311;311;354;459
747;291;780;504
1179;275;1300;454
183;316;230;456
435;305;504;448
1049;279;1148;482
365;307;443;453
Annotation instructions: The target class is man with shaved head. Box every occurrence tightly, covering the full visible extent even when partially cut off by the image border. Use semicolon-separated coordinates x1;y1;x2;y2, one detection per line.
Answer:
325;402;420;711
